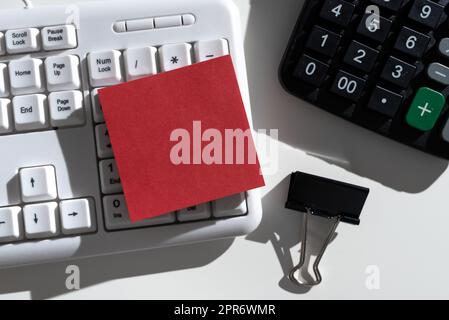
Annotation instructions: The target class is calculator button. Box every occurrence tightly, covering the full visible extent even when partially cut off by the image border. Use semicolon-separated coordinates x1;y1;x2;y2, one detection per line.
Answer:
60;198;94;235
370;0;404;11
367;86;403;118
42;25;77;51
381;57;416;88
19;166;58;203
0;207;22;243
99;159;122;194
0;99;11;134
23;202;59;239
13;94;48;131
441;118;449;143
319;0;355;27
306;26;341;57
5;28;40;54
0;63;9;98
331;71;366;101
88;50;123;87
95;124;113;158
48;90;84;127
294;55;329;87
439;38;449;58
343;41;379;72
177;203;212;222
213;193;248;218
357;13;392;43
428;63;449;85
406;87;445;131
45;55;81;91
394;27;430;59
408;0;445;29
9;58;44;95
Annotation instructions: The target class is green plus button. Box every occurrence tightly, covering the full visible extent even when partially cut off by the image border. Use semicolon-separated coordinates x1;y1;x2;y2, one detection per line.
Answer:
406;87;445;131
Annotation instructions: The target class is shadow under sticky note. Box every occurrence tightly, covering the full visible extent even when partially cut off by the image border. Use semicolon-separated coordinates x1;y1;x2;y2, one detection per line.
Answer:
99;56;265;222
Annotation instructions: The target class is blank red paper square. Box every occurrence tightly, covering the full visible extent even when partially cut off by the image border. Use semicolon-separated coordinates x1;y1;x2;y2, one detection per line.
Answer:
99;56;265;222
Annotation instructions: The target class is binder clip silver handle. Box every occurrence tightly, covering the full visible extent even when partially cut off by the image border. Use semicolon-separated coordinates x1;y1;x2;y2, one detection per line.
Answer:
288;208;340;287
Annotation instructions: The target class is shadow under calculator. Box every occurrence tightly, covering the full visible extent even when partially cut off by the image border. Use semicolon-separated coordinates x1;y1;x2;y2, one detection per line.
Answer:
244;0;448;194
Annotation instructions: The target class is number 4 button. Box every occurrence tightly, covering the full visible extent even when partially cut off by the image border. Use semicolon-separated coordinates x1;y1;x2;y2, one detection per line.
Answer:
320;0;355;27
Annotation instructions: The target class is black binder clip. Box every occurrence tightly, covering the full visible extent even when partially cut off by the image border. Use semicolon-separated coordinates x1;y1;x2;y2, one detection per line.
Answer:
285;171;369;286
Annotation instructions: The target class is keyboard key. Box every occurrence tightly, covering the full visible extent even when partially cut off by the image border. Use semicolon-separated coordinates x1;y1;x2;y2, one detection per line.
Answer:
409;0;444;29
428;63;449;85
9;58;44;95
439;38;449;58
19;166;58;203
45;55;81;91
319;0;355;27
370;0;404;11
126;18;154;31
60;198;94;235
91;88;104;123
0;99;11;134
306;26;341;57
95;124;113;158
154;15;183;28
194;39;230;62
48;90;84;127
88;50;123;87
213;193;248;218
0;32;5;55
406;87;445;131
357;13;392;42
159;43;192;72
367;86;403;117
5;28;40;54
381;57;416;88
441;117;449;142
331;70;366;101
103;194;176;230
124;47;158;81
294;55;329;87
41;25;77;51
0;63;9;98
394;27;430;59
0;207;22;243
343;41;379;72
13;94;48;131
99;159;122;194
23;202;59;239
177;203;212;222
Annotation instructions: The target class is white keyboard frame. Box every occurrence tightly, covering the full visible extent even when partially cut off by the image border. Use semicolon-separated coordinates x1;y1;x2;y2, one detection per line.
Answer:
0;0;263;268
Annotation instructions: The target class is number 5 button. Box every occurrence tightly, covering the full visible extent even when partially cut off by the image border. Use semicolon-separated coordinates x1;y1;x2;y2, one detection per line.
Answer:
406;87;445;131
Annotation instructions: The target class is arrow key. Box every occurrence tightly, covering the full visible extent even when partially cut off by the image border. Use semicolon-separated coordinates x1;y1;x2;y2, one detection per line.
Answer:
60;198;95;235
23;202;59;239
19;166;58;203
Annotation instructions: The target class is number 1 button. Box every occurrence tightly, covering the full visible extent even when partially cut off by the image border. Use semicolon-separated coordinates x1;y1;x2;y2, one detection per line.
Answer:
406;87;445;131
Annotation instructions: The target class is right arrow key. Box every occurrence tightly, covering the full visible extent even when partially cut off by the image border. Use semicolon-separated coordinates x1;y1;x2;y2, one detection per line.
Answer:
60;198;95;235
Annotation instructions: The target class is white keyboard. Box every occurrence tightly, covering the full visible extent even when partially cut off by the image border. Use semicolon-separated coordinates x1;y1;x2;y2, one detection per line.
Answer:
0;0;262;268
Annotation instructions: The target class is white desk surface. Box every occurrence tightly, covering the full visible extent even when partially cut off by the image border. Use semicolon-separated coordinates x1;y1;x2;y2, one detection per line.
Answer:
1;0;449;300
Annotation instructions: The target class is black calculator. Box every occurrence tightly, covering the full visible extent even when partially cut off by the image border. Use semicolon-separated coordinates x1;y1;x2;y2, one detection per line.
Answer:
280;0;449;159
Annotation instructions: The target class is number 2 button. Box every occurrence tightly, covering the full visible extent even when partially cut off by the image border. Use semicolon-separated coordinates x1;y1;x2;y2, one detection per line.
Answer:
343;41;379;72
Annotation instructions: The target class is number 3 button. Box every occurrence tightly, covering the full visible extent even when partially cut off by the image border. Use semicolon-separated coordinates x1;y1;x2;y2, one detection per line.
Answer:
381;57;416;88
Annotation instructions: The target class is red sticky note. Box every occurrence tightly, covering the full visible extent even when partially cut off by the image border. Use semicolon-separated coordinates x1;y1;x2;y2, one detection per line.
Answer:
99;56;265;222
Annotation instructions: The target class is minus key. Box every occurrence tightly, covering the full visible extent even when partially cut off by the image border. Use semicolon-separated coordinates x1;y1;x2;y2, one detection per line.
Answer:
428;63;449;85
